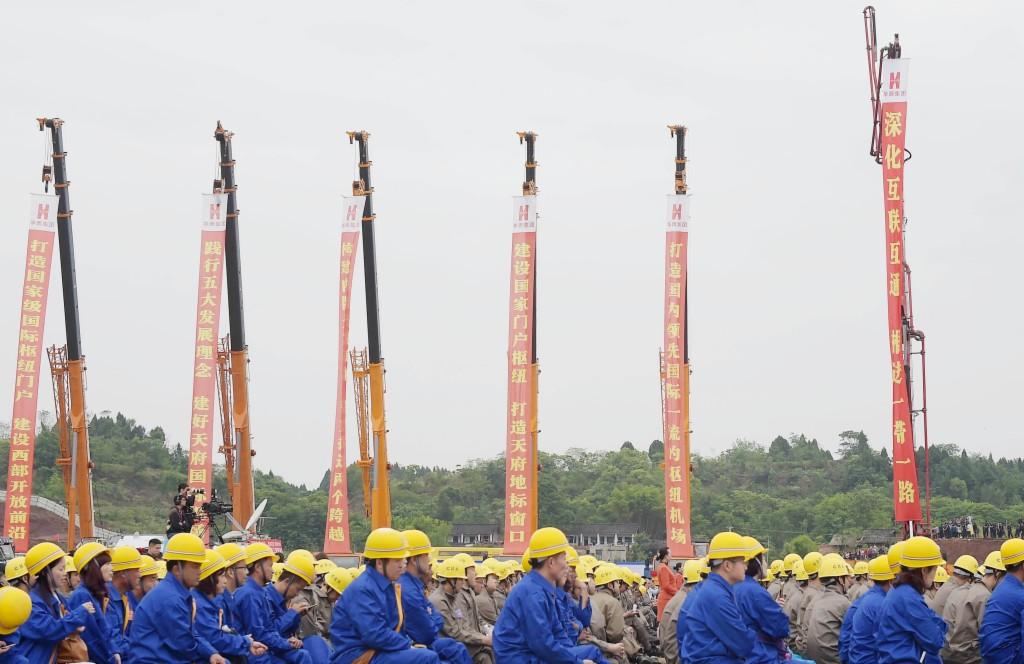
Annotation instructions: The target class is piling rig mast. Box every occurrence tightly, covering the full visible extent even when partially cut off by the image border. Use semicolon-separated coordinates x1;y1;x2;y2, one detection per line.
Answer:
518;131;540;536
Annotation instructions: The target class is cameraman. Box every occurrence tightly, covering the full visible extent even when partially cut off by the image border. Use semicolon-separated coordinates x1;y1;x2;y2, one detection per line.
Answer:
167;494;195;537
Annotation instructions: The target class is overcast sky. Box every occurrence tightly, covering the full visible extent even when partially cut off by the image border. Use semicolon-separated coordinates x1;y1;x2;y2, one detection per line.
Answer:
2;1;1022;490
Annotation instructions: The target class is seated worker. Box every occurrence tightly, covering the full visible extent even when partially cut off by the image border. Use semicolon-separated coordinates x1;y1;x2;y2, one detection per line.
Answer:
67;542;123;664
435;555;492;664
192;549;268;660
267;551;330;662
18;543;94;662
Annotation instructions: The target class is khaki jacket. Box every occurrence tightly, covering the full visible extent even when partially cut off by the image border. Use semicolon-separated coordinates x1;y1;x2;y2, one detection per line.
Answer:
296;584;331;639
780;576;799;602
767;578;783;600
926;579;959;616
589;589;625;643
803;586;851;664
429;587;489;648
475;589;499;626
658;586;688;664
940;582;990;664
795;584;823;652
784;584;805;643
847;581;869;602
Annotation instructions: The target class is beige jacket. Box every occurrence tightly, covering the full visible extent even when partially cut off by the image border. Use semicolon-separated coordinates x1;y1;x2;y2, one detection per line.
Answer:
795;584;823;653
803;586;851;664
296;584;331;639
589;588;625;643
926;579;960;616
940;582;990;664
847;581;869;602
767;578;783;600
475;589;499;626
784;584;805;644
658;586;688;664
780;576;799;602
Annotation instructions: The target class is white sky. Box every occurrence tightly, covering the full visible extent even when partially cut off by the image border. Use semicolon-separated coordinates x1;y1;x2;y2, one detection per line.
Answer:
1;1;1022;490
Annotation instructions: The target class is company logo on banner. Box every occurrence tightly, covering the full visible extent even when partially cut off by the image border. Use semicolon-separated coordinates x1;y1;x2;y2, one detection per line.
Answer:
879;58;921;524
324;196;366;555
663;194;695;559
4;194;59;550
503;195;537;555
186;194;228;535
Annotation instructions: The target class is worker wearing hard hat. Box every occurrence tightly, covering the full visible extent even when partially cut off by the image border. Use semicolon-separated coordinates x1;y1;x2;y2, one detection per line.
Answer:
449;554;492;664
980;538;1024;664
18;542;95;662
733;537;789;664
398;530;472;664
235;543;315;664
587;564;631;663
129;533;227;663
474;559;501;628
791;551;824;654
63;555;79;595
429;557;492;664
4;558;29;592
783;560;807;644
492;527;598;664
804;554;852;664
272;552;331;662
213;542;247;633
330;528;441;664
873;536;947;664
107;546;144;651
192;549;269;660
926;555;974;618
765;559;785;600
847;561;870;602
297;557;336;641
940;553;990;664
679;532;756;663
67;542;123;664
135;554;161;604
674;557;711;664
557;549;592;645
658;559;701;664
843;554;893;664
780;553;802;602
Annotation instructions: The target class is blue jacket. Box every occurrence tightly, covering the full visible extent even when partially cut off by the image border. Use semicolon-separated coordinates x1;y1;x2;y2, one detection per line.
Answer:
193;589;253;657
330;566;415;664
236;576;304;662
492;570;586;664
398;571;443;646
848;585;887;664
67;584;120;664
734;575;788;664
681;573;756;664
266;584;302;637
216;588;243;633
980;573;1024;663
106;581;134;652
555;587;589;644
677;579;704;663
838;594;860;664
875;583;946;664
128;572;218;664
0;630;26;664
16;588;88;664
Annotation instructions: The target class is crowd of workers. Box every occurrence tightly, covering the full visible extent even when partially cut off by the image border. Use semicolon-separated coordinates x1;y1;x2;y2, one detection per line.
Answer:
0;526;1023;663
930;518;1024;541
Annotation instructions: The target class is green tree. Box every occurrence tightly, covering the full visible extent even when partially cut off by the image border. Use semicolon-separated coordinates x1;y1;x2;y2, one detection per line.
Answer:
784;535;817;556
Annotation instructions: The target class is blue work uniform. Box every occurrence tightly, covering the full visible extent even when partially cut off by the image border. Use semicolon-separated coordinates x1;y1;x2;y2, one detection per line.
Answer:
192;588;254;658
676;579;704;663
837;594;860;664
554;587;607;664
16;587;89;664
0;629;27;664
128;571;218;664
266;583;330;663
734;575;789;664
681;572;756;664
491;569;588;664
398;571;470;664
848;585;887;664
330;566;439;664
980;573;1024;663
67;584;121;664
106;581;134;652
217;588;243;633
236;577;313;664
874;583;946;664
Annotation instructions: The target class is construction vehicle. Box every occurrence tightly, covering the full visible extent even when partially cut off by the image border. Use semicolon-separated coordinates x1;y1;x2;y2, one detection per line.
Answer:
347;131;392;529
863;7;930;535
518;131;541;536
39;118;96;546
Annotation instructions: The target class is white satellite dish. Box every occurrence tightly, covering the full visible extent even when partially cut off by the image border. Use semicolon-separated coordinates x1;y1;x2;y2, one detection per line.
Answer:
225;513;246;533
245;498;268;532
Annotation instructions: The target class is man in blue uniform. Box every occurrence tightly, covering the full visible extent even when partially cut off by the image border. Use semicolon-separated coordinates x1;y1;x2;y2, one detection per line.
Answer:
980;538;1024;663
215;542;249;633
733;537;788;664
330;528;440;664
107;546;143;651
847;555;893;664
236;543;314;664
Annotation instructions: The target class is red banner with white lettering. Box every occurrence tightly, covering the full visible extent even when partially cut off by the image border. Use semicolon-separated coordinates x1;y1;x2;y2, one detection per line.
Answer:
323;196;365;555
879;58;922;523
503;195;537;555
663;195;695;558
186;194;227;530
4;194;59;551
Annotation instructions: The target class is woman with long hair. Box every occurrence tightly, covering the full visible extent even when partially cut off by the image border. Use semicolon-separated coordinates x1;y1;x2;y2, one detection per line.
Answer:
654;546;680;621
67;543;122;664
17;542;95;664
192;549;266;660
873;536;947;664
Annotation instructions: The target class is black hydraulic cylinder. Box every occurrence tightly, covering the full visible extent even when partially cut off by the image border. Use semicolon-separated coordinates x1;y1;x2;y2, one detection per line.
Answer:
216;122;246;351
353;133;383;364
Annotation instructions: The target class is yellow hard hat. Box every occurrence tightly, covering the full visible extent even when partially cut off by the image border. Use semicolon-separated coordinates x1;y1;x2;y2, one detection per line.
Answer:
764;568;776;582
887;541;905;572
452;553;476;571
138;555;160;578
952;555;979;577
852;561;870;576
527;527;571;561
1000;538;1024;567
619;567;636;584
290;549;315;561
364;528;410;560
741;536;766;561
4;557;28;583
200;549;227;581
64;555;77;574
156;560;167;579
110;546;144;572
478;559;501;578
899;536;943;569
580;555;599;568
793;560;809;582
818;554;850;579
802;552;823;576
982;551;1005;573
73;542;111;571
707;532;747;561
769;559;784;575
283;551;315;585
165;533;206;564
437;558;468;580
26;542;65;576
565;546;579;565
215;543;246;568
325;567;354;594
783;553;802;572
402;530;432;557
700;557;711;575
246;542;276;566
497;561;516;580
271;562;284;582
0;587;31;635
315;559;337;576
683;559;703;584
933;566;950;583
594;565;622;587
867;554;894;581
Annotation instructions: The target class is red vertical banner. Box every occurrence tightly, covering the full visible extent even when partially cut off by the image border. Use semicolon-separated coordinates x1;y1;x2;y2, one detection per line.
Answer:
323;196;365;555
663;195;695;558
186;194;227;529
879;58;922;524
4;194;59;551
503;195;537;555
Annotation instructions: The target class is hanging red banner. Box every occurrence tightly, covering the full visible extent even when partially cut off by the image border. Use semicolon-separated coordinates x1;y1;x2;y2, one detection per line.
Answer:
4;194;59;551
663;195;695;558
323;196;366;555
186;194;228;528
879;58;922;524
503;195;537;555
